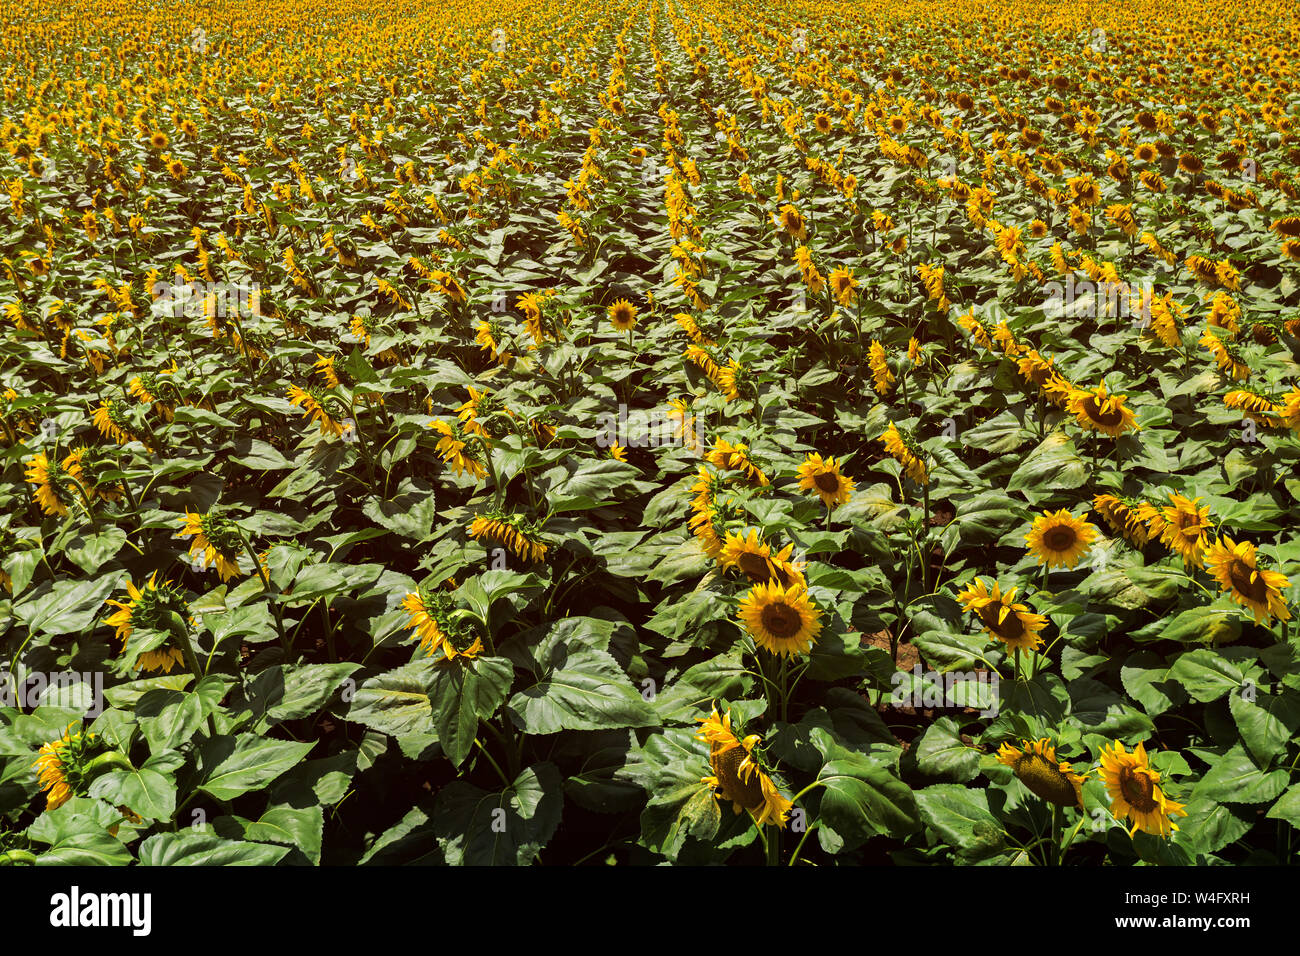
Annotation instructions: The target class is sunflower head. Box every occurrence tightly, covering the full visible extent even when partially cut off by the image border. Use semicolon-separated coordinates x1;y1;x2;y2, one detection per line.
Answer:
1098;740;1187;838
737;580;823;658
796;452;855;509
1025;509;1096;569
32;724;109;812
696;705;792;828
105;573;190;674
1205;535;1291;626
996;738;1085;808
956;578;1047;651
607;298;638;332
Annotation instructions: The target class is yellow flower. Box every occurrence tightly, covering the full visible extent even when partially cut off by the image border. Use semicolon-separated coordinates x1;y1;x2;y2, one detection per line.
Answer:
1067;381;1139;437
429;419;487;478
1093;494;1152;547
879;423;928;484
176;510;246;581
1158;493;1212;568
868;340;894;395
1099;741;1187;838
1205;536;1291;626
468;512;548;563
1025;509;1097;569
104;573;189;674
957;578;1047;651
737;580;822;658
287;385;344;438
828;266;858;305
718;528;805;589
796;452;855;509
696;706;792;828
996;739;1085;808
607;298;638;332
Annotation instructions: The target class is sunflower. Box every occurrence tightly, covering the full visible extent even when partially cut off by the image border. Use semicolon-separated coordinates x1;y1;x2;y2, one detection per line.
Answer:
707;438;769;486
1099;740;1187;838
813;112;832;134
24;451;83;517
957;578;1048;651
996;739;1086;808
696;706;792;828
1067;381;1139;437
468;510;548;563
402;588;449;655
1093;494;1152;547
104;573;190;674
34;725;93;812
737;580;822;658
287;385;345;438
777;203;806;240
607;298;638;332
1025;509;1097;569
91;400;135;445
1158;493;1212;567
1199;330;1250;380
828;266;858;305
429;419;487;478
879;422;928;485
718;528;805;589
796;452;855;509
176;510;246;581
1205;536;1291;626
867;340;894;395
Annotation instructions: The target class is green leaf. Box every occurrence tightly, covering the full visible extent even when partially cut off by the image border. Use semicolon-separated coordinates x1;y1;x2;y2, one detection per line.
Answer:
14;575;122;638
346;659;436;737
914;718;980;782
915;783;1005;859
88;766;176;821
1265;786;1300;830
195;735;316;801
815;750;919;851
434;762;563;865
1192;742;1288;804
1229;687;1300;764
427;656;514;767
241;805;325;865
507;648;657;734
1006;431;1088;493
1167;649;1247;703
137;831;290;865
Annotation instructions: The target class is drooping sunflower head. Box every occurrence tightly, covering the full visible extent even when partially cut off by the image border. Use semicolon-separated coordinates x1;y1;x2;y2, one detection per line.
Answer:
996;738;1085;808
402;586;484;661
429;418;487;478
879;422;929;485
467;508;548;564
696;705;792;828
33;724;105;812
1205;535;1291;626
737;580;823;658
105;573;190;674
1025;509;1097;569
92;400;135;445
176;510;246;581
1093;494;1151;547
1098;740;1187;838
777;203;806;240
796;452;855;510
24;451;80;518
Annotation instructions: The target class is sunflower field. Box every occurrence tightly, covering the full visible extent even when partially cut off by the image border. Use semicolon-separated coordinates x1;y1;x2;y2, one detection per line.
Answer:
1;0;1299;870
